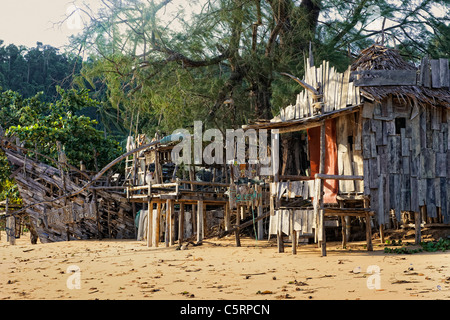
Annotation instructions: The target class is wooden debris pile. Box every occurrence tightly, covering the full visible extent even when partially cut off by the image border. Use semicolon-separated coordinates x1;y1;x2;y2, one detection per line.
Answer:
0;139;135;243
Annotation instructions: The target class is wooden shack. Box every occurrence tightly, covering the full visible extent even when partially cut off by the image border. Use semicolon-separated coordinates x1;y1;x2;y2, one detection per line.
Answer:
244;44;450;255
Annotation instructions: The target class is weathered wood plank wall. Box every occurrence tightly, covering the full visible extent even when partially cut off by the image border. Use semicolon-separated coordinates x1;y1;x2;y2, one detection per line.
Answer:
361;98;449;226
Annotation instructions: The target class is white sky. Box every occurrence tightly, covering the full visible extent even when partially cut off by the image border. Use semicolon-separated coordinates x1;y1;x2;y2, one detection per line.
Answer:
0;0;100;49
0;0;194;50
0;1;446;50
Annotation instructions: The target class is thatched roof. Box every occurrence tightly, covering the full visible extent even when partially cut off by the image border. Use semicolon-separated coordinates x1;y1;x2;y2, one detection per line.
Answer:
351;44;450;107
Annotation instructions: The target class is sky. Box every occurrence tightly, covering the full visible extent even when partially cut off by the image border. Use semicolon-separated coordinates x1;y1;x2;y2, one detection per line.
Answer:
0;0;446;51
0;0;195;50
0;0;101;49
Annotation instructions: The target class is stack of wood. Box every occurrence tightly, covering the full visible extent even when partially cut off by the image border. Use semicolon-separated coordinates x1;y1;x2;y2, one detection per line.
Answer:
0;140;134;243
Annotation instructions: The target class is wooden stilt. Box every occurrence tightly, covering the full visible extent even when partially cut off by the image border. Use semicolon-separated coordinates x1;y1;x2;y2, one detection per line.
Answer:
277;209;284;253
169;200;175;246
291;210;297;255
147;201;153;247
364;198;373;251
379;223;385;244
165;200;171;247
224;202;230;232
317;122;326;257
178;203;185;245
415;208;422;244
257;202;263;240
341;216;347;248
6;198;15;245
153;202;161;247
197;200;204;243
235;206;241;247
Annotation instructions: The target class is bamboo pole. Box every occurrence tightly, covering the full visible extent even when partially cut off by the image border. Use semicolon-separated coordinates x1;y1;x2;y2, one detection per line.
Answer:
319;122;326;257
197;200;204;243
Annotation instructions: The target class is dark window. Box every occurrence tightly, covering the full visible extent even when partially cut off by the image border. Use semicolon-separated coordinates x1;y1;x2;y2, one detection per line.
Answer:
395;117;406;135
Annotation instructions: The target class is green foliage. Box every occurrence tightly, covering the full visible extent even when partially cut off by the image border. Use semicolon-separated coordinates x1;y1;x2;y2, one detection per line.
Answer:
0;41;82;102
383;238;450;254
0;88;122;172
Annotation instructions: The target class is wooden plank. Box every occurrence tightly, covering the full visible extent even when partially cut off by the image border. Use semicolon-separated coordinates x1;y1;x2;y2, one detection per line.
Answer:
388;136;401;174
426;179;436;218
440;177;447;223
422;56;431;88
401;128;410;157
430;59;441;88
436;152;446;177
378;174;385;226
372;119;383;145
410;177;419;213
340;66;350;109
419;148;435;179
362;102;374;119
393;174;401;220
322;61;329;110
377;146;388;175
353;150;364;193
328;67;336;111
418;178;427;207
354;111;362;151
353;70;417;86
439;58;449;88
369;158;378;189
401;174;411;212
370;133;377;158
362;134;372;159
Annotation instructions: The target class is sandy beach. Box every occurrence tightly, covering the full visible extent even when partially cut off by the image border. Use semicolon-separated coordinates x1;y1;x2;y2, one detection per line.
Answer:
1;231;449;301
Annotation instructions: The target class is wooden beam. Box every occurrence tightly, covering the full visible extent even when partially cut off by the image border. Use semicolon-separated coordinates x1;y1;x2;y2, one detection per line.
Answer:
315;173;363;180
352;70;417;86
280;72;320;96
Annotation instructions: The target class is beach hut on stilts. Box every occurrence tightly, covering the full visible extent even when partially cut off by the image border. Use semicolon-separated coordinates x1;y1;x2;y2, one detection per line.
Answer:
244;44;450;256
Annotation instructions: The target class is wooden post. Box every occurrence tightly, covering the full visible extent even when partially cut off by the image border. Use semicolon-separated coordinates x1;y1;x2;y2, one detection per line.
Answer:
341;216;347;249
318;122;326;257
197;200;204;243
277;208;284;253
415;208;422;245
291;210;297;255
364;199;373;251
257;202;264;241
178;202;185;245
147;201;153;247
107;201;111;239
235;205;241;247
6;198;15;245
153;202;161;247
379;224;385;244
92;190;102;240
165;199;174;247
339;201;347;249
132;202;137;239
165;199;171;247
224;202;231;232
170;201;175;246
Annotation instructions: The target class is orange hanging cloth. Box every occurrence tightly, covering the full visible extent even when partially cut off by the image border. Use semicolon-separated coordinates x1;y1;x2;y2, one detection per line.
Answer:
307;119;338;204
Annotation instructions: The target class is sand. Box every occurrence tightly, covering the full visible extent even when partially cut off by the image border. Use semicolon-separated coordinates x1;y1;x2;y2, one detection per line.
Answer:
1;230;449;301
